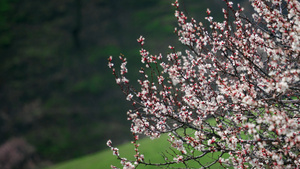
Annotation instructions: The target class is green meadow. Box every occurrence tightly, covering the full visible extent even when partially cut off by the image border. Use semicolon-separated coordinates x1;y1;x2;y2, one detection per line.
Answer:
47;133;225;169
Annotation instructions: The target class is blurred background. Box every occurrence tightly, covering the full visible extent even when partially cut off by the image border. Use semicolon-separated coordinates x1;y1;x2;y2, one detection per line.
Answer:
0;0;250;168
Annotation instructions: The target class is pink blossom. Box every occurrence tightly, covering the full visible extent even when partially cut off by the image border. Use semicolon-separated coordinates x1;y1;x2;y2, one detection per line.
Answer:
107;0;300;168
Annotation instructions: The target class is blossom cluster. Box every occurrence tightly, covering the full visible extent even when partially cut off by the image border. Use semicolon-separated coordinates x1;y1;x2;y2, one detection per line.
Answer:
108;0;300;168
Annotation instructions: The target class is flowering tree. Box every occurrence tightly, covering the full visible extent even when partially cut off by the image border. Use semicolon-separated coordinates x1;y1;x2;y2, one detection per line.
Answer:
107;0;300;168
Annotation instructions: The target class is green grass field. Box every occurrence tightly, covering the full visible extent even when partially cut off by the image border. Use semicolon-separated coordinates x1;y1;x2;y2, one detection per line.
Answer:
47;133;224;169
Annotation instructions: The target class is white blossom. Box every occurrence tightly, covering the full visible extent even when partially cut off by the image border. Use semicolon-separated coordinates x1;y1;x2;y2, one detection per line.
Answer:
107;0;300;168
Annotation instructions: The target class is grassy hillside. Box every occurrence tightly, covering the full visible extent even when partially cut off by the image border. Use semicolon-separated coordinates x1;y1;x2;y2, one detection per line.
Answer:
47;133;225;169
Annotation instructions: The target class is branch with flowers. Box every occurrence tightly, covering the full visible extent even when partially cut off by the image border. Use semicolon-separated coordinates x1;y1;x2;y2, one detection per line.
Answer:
107;0;300;168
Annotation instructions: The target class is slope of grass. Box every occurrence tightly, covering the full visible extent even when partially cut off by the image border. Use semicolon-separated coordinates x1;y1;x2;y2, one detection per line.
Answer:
47;133;224;169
